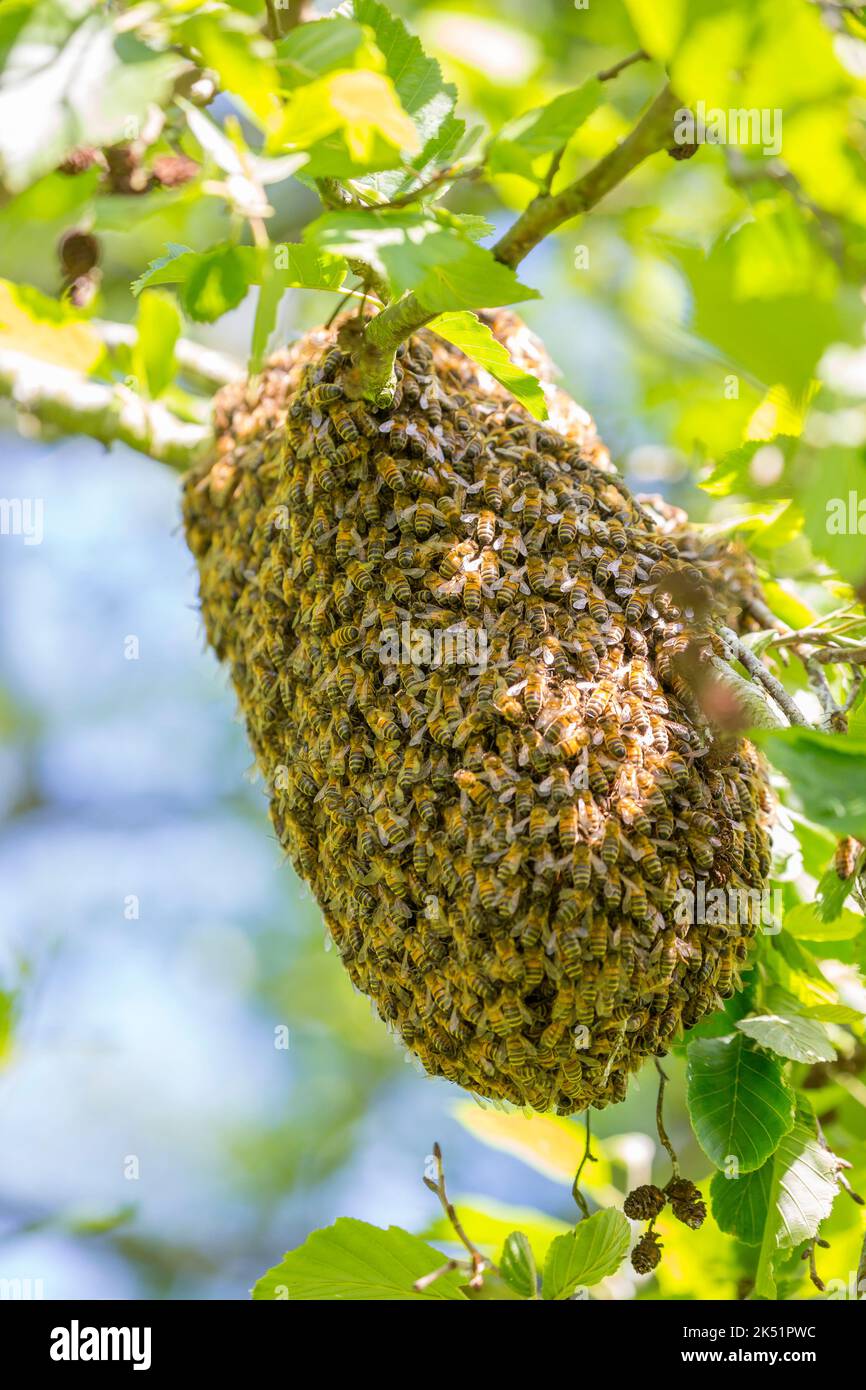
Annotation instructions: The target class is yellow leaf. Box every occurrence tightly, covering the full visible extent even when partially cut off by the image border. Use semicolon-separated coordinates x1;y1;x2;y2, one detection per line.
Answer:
274;70;419;161
452;1101;616;1197
0;280;102;373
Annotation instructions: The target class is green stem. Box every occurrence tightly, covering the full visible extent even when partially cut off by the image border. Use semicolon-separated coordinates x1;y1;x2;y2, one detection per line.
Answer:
353;83;682;401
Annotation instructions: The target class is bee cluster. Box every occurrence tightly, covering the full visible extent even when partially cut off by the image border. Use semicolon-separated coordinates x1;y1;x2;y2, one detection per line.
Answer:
184;312;772;1115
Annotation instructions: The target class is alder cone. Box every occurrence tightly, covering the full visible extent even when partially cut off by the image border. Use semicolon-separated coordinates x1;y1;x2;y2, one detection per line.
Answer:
183;312;772;1114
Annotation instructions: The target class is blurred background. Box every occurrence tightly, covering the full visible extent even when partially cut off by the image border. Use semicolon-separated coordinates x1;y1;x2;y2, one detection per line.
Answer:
1;0;865;1300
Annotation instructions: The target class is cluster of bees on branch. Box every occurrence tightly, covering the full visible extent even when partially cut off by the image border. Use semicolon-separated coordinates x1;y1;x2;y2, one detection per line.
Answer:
184;313;773;1115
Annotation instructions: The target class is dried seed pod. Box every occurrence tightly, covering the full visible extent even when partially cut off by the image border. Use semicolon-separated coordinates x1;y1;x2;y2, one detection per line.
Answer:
183;311;773;1116
666;1176;707;1229
58;146;99;176
58;230;100;280
623;1183;667;1222
631;1229;663;1275
152;154;199;188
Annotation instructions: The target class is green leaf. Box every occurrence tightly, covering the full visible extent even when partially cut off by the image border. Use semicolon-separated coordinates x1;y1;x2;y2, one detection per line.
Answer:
784;901;865;943
272;242;348;291
252;241;348;371
709;1162;773;1245
686;1033;795;1172
0;9;186;192
489;80;603;180
802;447;866;590
351;0;457;149
429;310;547;420
674;221;843;395
176;14;280;128
751;728;866;842
182;245;254;323
541;1210;630;1300
340;0;463;200
499;1231;537;1299
622;0;686;61
700;436;799;499
307;209;538;311
132;244;199;297
132;244;259;321
739;1105;841;1288
276;17;369;87
131;290;181;400
253;1218;468;1301
270;69;420;176
735;1012;835;1065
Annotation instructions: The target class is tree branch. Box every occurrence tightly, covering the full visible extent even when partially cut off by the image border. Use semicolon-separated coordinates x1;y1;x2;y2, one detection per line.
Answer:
492;83;681;268
94;321;243;392
353;83;682;401
0;349;211;472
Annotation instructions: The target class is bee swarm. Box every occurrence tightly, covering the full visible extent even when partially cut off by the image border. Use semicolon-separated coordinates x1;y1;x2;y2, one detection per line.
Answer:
183;312;772;1115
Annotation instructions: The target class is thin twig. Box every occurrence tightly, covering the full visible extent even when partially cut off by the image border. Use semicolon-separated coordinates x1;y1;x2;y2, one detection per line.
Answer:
492;83;681;267
654;1059;679;1178
596;49;650;82
571;1112;596;1219
416;1142;497;1292
720;625;812;727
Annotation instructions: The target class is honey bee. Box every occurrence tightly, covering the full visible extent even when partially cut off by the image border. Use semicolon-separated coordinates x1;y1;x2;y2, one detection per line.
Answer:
427;713;453;747
358;482;380;525
383;565;411;605
330;406;359;442
835;836;860;880
601;819;621;866
367;708;400;742
524;555;547;594
570;842;590;891
373;806;407;846
320;347;345;379
479;548;498;587
499;527;523;564
599;721;626;761
476;509;496;545
632;835;663;883
496;569;524;609
559;804;580;849
345;559;374;593
484;468;503;509
716;948;735;998
331;623;360;650
308;382;344;407
587;592;608;626
516;485;543;523
348;735;367;775
461;567;481;611
477;869;501;911
622;875;648;920
386;417;409;452
371;454;403;494
414;499;436;539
